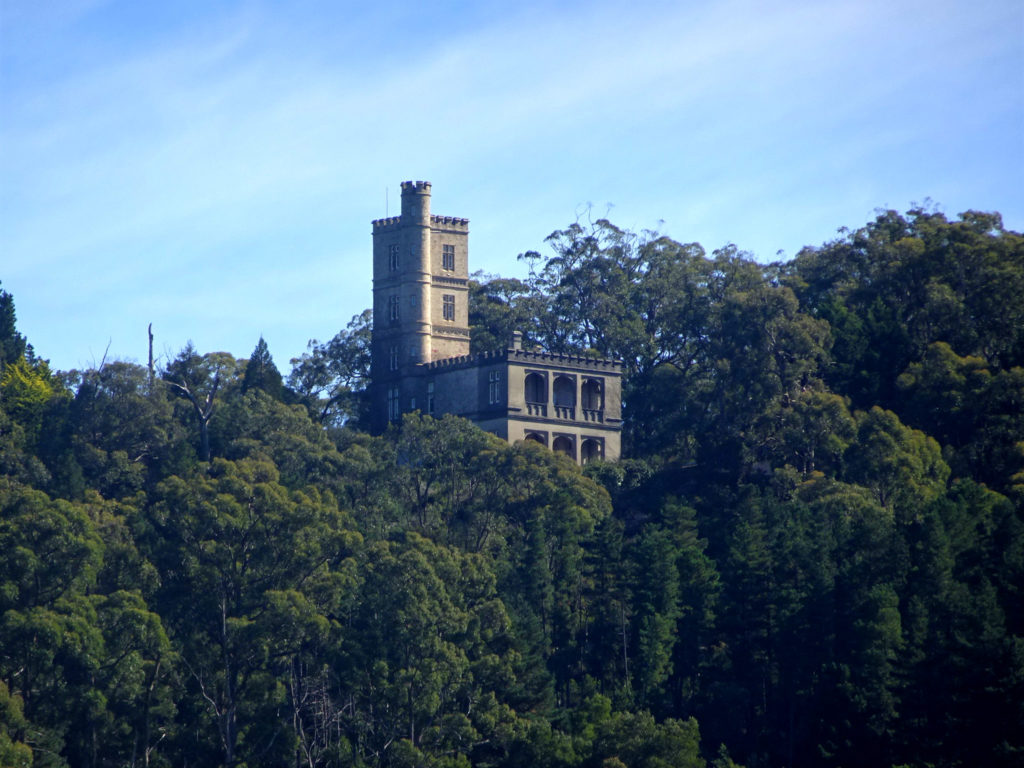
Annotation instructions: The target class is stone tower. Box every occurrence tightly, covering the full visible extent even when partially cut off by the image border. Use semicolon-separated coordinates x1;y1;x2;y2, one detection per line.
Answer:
369;181;471;431
367;180;622;462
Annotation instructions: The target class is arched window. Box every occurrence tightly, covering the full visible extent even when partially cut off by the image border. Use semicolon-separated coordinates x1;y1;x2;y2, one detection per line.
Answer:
525;432;547;446
553;376;575;407
552;435;575;458
581;438;603;464
581;379;603;410
524;372;547;404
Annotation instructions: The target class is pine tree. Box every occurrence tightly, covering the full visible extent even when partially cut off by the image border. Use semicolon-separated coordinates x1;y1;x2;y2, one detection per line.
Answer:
241;336;283;399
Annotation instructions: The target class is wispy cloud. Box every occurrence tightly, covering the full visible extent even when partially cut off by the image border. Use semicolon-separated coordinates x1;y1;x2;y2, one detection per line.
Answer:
2;0;1020;369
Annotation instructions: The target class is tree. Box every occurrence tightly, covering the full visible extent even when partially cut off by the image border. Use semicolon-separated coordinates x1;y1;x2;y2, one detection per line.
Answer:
68;360;187;496
630;525;681;708
662;501;720;719
468;274;538;353
289;310;372;428
755;389;856;477
0;358;58;445
515;219;832;473
143;457;359;766
0;681;32;768
210;387;350;492
0;482;178;767
785;207;1024;410
339;533;505;761
163;343;234;462
241;336;284;400
0;283;28;372
589;707;704;768
896;342;1024;494
843;406;949;518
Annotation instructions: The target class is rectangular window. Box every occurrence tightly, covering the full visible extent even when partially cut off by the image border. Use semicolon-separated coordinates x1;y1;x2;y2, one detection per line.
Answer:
442;294;455;321
389;345;399;371
488;370;501;404
427;382;435;415
387;387;400;422
442;243;455;271
388;244;400;271
389;295;400;321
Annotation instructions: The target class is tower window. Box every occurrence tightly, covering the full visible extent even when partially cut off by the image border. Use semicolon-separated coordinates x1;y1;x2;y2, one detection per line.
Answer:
443;294;455;321
387;387;400;422
442;244;455;271
488;370;501;404
427;382;435;415
389;295;400;321
388;244;400;271
389;345;399;371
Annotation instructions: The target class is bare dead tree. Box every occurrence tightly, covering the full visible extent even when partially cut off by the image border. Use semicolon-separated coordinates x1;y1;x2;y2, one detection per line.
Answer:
148;323;155;388
289;660;344;768
165;370;220;462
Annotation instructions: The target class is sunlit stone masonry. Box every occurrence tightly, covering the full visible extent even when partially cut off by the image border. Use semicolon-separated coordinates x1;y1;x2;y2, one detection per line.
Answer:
368;180;622;463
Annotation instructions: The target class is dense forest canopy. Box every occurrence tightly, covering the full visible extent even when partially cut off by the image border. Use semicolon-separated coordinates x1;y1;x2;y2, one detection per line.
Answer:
1;206;1022;767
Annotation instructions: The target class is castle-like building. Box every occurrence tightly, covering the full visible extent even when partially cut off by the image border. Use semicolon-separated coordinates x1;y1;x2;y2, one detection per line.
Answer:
369;181;622;463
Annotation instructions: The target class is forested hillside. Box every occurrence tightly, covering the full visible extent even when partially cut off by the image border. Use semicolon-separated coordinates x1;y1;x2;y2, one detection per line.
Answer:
1;207;1022;767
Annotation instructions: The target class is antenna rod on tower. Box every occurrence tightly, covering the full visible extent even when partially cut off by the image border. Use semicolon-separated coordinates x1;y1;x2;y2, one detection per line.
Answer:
386;187;388;217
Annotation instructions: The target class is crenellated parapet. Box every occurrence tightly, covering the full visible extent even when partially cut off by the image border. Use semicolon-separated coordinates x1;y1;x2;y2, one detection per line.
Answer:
417;347;622;373
372;216;403;230
430;215;470;231
400;180;432;193
419;349;506;372
508;348;622;371
374;214;469;231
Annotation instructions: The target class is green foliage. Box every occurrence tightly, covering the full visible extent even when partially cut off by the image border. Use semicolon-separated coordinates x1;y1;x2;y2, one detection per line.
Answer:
844;406;949;516
1;205;1022;767
0;680;33;768
142;457;358;764
288;308;372;428
469;275;538;353
896;342;1024;493
589;709;704;768
67;360;188;497
1;357;58;441
162;342;242;462
241;336;284;399
786;207;1024;406
0;284;28;373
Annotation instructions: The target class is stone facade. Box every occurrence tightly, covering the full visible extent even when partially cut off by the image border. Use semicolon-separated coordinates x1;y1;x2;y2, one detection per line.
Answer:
369;181;622;463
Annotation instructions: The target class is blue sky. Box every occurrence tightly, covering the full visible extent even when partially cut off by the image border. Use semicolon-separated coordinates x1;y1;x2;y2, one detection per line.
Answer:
2;0;1022;373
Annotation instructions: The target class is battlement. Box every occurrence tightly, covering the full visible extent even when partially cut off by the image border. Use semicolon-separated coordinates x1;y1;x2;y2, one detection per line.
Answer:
399;180;431;223
508;348;622;372
400;180;432;193
418;349;505;372
372;216;402;230
371;214;469;231
430;214;469;230
417;347;622;373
